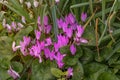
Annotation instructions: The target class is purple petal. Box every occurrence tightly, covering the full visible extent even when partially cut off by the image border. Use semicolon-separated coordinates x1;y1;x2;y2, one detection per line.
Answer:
44;48;50;58
45;37;52;46
80;38;88;43
35;30;41;40
67;67;73;77
8;66;20;79
70;44;76;55
65;27;73;38
76;25;84;38
43;16;48;25
81;12;87;22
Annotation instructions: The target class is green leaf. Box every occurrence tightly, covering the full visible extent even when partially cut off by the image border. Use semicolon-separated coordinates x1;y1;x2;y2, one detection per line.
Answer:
81;48;93;64
0;36;15;80
82;25;96;46
0;36;14;68
84;62;108;76
14;26;33;43
0;67;10;80
98;72;119;80
51;68;64;78
31;60;56;80
11;61;23;73
64;55;78;66
95;47;113;62
71;62;84;80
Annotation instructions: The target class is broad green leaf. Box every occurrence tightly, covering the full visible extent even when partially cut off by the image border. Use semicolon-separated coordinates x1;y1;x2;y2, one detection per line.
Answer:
71;62;84;80
31;60;56;80
11;61;23;73
51;68;64;78
80;48;93;64
14;26;33;43
0;36;15;80
95;47;113;62
84;62;108;76
64;55;78;66
0;67;10;80
98;72;119;80
82;25;96;46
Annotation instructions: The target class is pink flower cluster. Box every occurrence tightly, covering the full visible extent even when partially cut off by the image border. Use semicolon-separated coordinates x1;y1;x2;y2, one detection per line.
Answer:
19;13;87;78
2;16;26;33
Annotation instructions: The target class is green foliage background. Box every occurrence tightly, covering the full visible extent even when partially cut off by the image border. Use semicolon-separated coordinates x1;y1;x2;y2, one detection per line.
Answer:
0;0;120;80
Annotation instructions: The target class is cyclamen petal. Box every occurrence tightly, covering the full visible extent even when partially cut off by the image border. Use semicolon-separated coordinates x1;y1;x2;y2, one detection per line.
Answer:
21;16;26;23
45;37;52;46
76;25;84;38
54;52;66;68
65;27;73;38
57;61;64;68
44;16;48;25
25;2;31;9
57;18;63;29
11;22;16;29
37;16;41;25
44;48;50;58
80;38;88;43
54;42;59;52
68;13;75;24
6;24;12;31
70;44;76;55
33;0;39;7
23;36;31;46
12;41;21;52
67;67;73;77
8;66;20;79
20;41;27;56
45;25;52;34
49;50;55;60
55;0;59;3
81;12;87;22
35;30;41;40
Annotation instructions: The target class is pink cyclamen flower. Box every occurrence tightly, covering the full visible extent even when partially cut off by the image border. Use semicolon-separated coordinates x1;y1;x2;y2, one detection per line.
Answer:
49;50;55;60
80;38;88;43
43;16;48;25
17;23;24;28
44;25;52;34
6;24;12;32
37;16;41;25
81;12;87;22
67;67;73;77
76;25;84;38
25;2;31;9
68;13;75;24
8;66;20;79
33;0;39;7
57;34;69;48
45;37;52;46
35;30;41;40
20;36;31;56
11;22;16;30
70;44;76;55
57;18;63;29
65;27;73;38
12;41;21;52
54;52;66;68
21;16;26;24
55;0;59;3
44;48;51;59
